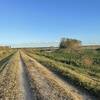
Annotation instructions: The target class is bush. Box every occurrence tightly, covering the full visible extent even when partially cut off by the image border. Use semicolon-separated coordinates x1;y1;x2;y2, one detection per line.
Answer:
59;38;81;49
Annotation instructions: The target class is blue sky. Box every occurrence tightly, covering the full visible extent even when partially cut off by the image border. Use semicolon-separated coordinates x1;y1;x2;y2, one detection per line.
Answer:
0;0;100;46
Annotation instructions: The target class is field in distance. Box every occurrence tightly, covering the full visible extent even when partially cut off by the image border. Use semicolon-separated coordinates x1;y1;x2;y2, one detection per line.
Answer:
0;44;100;100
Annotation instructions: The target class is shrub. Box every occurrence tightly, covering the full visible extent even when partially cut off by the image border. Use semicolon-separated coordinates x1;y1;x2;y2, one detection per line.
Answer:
59;38;81;49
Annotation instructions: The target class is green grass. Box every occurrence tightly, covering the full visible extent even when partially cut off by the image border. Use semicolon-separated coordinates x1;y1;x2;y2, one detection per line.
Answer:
31;49;100;79
23;48;100;98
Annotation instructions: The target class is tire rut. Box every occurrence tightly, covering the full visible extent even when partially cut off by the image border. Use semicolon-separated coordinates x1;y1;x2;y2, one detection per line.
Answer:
19;56;36;100
21;53;82;100
21;52;98;100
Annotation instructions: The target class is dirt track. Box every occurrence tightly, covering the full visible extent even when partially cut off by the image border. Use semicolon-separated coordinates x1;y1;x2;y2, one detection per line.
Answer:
0;52;97;100
19;58;35;100
20;52;97;100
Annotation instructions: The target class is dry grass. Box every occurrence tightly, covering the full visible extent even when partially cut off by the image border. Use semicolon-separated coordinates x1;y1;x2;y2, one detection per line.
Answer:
0;52;23;100
21;51;83;100
23;50;100;98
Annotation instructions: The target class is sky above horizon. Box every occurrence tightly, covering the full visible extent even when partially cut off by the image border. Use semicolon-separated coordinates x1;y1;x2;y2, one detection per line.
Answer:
0;0;100;46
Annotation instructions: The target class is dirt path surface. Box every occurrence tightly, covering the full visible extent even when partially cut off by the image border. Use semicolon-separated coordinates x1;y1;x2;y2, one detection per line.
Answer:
21;52;97;100
21;53;81;100
19;57;36;100
0;53;22;100
0;52;97;100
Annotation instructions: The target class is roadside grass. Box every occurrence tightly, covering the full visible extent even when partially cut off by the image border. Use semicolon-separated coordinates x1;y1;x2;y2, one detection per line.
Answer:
0;53;14;72
0;49;15;60
21;52;82;100
23;49;100;98
31;49;100;81
0;49;16;72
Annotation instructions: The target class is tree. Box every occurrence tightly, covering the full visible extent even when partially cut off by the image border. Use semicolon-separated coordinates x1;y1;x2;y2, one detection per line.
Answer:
59;38;81;49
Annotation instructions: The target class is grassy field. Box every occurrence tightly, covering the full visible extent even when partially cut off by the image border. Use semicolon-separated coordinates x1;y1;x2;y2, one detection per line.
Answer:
22;48;100;98
0;48;16;72
0;47;100;99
